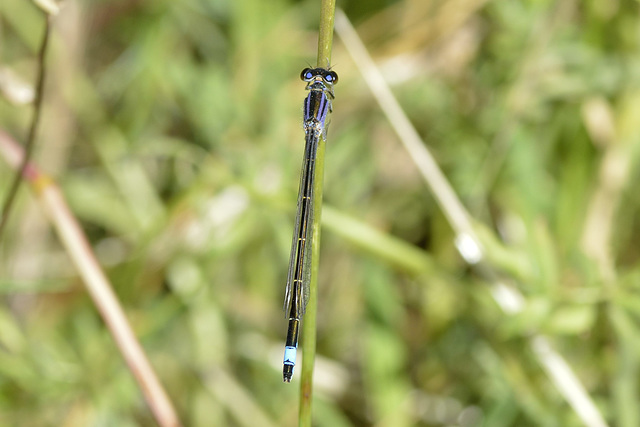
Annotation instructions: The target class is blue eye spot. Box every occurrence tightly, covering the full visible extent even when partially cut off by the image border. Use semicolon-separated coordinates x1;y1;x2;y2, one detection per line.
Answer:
300;68;314;81
325;75;333;81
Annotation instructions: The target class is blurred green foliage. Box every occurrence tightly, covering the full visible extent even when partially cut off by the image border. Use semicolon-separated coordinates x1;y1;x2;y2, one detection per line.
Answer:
2;0;640;426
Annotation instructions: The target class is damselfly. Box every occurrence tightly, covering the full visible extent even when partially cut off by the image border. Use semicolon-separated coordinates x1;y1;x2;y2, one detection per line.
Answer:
282;67;338;383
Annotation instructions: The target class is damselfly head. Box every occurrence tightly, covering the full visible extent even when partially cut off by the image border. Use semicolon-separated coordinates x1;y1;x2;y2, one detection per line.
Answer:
300;68;338;85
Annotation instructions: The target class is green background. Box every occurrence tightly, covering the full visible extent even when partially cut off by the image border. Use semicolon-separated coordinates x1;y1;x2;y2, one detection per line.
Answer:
2;0;640;425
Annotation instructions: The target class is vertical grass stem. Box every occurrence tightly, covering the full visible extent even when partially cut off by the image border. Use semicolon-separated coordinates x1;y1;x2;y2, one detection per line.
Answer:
299;1;336;425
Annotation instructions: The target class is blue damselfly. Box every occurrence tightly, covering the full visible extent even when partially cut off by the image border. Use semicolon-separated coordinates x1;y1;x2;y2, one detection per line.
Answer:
282;67;338;383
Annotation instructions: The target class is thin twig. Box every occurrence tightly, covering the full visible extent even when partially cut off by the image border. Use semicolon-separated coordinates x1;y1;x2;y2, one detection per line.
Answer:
335;9;608;427
0;130;183;427
0;15;51;240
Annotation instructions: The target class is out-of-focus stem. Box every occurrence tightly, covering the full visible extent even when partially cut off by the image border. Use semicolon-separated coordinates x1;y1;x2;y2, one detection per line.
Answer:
0;16;51;240
0;130;183;427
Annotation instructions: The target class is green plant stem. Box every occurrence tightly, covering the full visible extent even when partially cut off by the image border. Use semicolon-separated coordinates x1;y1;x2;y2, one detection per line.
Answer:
0;15;51;241
299;0;336;425
298;146;323;426
316;0;337;69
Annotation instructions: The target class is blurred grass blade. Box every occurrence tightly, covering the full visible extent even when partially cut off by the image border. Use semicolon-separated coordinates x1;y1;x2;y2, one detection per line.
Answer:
203;367;277;427
322;205;436;276
531;336;608;427
334;9;479;248
609;307;640;427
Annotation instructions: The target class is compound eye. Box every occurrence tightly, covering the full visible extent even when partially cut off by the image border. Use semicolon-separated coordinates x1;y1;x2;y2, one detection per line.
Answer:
300;68;314;81
324;71;338;84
